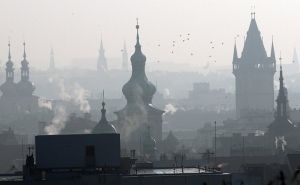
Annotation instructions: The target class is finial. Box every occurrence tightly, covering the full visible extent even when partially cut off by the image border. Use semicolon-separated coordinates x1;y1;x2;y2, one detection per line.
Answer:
136;18;139;29
23;41;26;59
8;38;11;60
272;35;273;42
102;90;105;108
251;6;255;19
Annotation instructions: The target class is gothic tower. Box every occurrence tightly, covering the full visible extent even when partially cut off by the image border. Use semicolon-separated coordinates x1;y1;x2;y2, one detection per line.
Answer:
114;22;164;144
97;37;107;72
48;46;56;71
122;40;129;71
233;14;276;118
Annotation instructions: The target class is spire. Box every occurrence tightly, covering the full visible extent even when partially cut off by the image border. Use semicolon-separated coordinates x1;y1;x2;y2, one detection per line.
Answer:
251;6;255;20
135;18;141;52
50;45;54;55
130;18;146;64
276;53;288;117
100;36;104;51
241;14;267;61
233;38;238;60
101;90;106;119
23;42;26;60
8;41;11;61
270;36;275;60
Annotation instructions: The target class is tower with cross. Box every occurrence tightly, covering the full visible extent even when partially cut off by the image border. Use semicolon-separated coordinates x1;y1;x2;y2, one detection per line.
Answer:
232;12;276;119
114;20;164;145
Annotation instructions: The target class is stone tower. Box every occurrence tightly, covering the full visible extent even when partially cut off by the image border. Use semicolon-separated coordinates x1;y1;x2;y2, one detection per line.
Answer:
122;40;129;71
97;37;107;72
114;22;164;144
232;15;276;118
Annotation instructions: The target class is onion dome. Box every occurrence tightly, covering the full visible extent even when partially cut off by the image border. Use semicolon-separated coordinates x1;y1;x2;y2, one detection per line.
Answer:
92;98;116;134
17;42;36;96
0;43;17;96
143;126;156;155
122;22;156;103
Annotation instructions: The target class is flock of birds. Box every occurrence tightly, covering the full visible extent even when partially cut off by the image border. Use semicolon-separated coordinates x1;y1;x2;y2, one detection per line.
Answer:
155;33;228;67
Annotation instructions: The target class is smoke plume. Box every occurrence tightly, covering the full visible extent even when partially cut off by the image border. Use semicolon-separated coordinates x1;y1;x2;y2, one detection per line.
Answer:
164;103;177;115
58;80;91;112
44;104;68;135
38;96;52;110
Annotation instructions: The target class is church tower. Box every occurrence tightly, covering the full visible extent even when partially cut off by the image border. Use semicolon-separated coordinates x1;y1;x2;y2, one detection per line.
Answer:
48;46;56;71
268;63;294;136
0;42;17;96
114;21;164;144
97;37;107;72
233;13;276;118
122;40;129;71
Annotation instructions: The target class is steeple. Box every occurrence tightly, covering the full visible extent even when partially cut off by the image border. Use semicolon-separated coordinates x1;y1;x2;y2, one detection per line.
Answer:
20;42;29;82
91;90;116;134
233;38;238;61
49;45;56;71
276;55;288;117
97;36;107;71
23;42;26;60
241;15;267;61
6;42;14;81
122;20;156;103
270;36;275;60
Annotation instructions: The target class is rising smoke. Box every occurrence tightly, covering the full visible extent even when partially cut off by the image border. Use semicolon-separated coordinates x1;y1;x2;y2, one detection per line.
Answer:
44;80;91;135
44;104;67;135
164;103;177;115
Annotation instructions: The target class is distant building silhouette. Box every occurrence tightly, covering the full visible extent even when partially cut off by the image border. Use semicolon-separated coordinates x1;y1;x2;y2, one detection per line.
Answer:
232;15;276;118
0;42;39;115
97;37;107;72
292;47;299;73
122;40;129;71
92;99;116;134
268;65;294;137
114;22;164;144
48;46;56;71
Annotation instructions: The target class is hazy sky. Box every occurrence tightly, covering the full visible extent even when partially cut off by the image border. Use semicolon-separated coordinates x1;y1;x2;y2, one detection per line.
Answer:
0;0;300;70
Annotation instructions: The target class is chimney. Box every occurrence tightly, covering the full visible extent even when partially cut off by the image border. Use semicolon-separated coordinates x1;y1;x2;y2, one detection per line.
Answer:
83;112;91;120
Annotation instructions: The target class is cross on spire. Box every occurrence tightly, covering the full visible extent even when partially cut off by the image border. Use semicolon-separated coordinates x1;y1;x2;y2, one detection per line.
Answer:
279;51;282;67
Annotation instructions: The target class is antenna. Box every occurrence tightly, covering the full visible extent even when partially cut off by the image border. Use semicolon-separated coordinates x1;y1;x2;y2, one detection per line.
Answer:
279;51;282;66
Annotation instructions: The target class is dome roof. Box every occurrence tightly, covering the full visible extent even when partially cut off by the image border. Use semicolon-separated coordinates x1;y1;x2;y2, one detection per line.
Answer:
122;78;156;102
122;24;156;102
17;81;35;96
92;102;116;134
0;81;17;96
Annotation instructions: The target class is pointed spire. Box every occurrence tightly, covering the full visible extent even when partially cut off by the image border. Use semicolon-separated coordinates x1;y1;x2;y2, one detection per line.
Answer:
8;40;11;61
101;90;106;119
270;36;275;60
135;18;141;50
23;42;26;60
100;36;104;51
233;38;238;60
50;45;54;55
